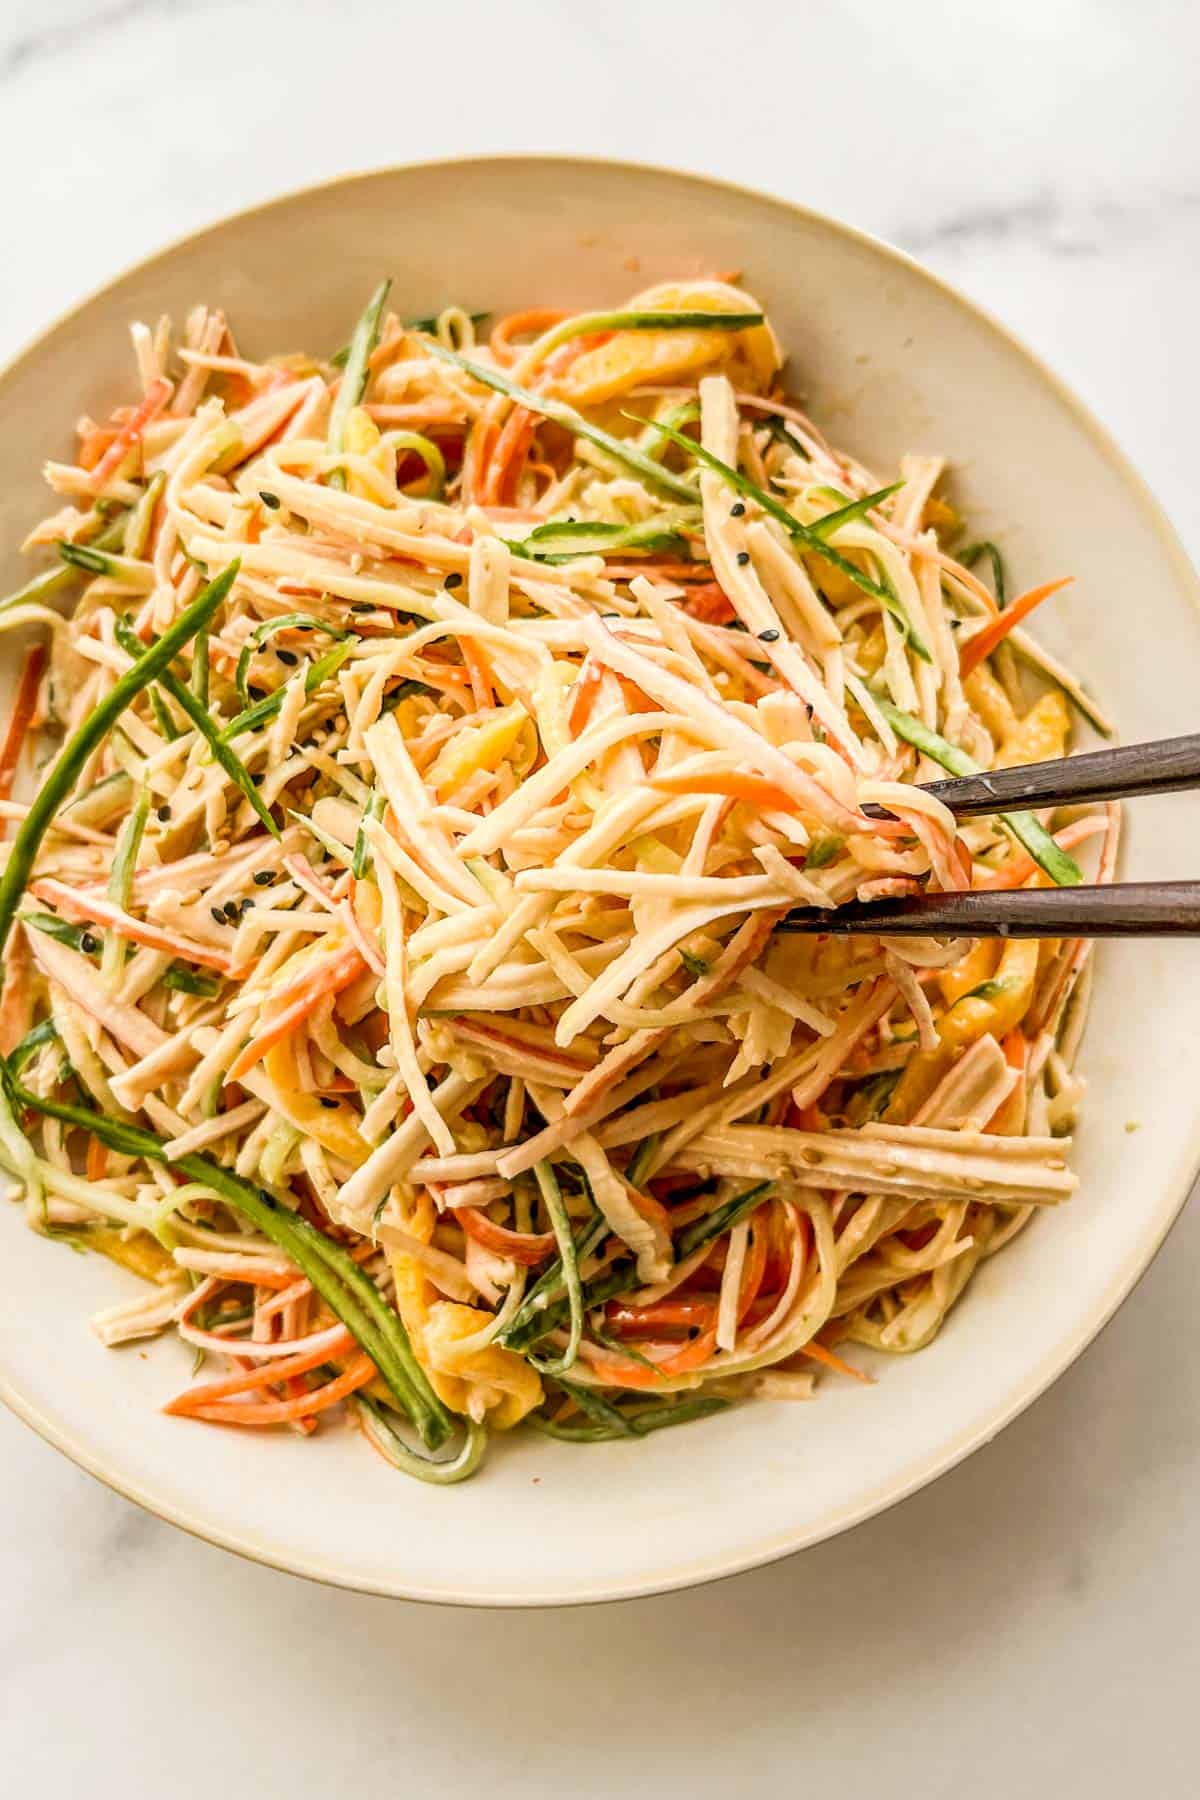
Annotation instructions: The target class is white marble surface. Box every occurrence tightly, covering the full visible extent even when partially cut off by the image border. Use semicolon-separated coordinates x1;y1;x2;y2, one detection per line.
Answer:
2;2;1199;1792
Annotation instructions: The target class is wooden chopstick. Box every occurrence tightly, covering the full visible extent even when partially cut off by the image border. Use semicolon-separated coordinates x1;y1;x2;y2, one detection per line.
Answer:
861;732;1200;820
779;882;1200;939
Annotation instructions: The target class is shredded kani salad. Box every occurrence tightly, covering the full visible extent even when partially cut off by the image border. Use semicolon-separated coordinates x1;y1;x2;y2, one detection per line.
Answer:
0;277;1115;1477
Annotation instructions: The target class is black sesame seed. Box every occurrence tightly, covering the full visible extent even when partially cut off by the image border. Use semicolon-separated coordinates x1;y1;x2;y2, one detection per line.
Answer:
240;897;255;913
80;933;99;954
444;572;463;590
736;551;750;566
277;648;299;666
318;1095;338;1109
210;907;226;926
731;502;746;518
248;685;267;702
350;602;375;614
222;900;241;921
156;804;171;822
253;870;275;886
259;491;281;510
758;628;780;643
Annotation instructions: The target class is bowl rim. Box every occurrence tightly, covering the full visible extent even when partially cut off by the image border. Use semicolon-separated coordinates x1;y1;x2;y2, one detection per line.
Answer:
2;151;1198;1608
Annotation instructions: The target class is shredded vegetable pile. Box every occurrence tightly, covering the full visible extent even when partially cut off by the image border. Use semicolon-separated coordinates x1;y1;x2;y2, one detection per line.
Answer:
0;277;1115;1478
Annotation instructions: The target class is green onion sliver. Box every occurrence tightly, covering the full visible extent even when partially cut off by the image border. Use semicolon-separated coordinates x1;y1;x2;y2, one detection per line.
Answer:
5;1018;60;1079
961;540;1006;608
0;515;127;618
526;1160;583;1376
675;1180;773;1260
327;279;391;490
19;912;96;954
508;511;699;564
351;788;386;879
627;412;930;658
869;689;1084;886
500;1210;606;1349
112;617;278;839
220;636;357;742
235;613;351;707
101;782;150;984
161;964;220;997
553;1377;636;1436
807;482;903;541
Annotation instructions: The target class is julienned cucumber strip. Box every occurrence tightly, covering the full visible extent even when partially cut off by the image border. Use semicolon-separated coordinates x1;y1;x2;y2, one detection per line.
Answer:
9;1084;453;1449
527;1394;730;1442
626;413;931;660
508;512;699;563
868;690;1084;887
327;279;391;490
0;561;240;972
354;1395;486;1484
530;309;763;360
420;338;699;503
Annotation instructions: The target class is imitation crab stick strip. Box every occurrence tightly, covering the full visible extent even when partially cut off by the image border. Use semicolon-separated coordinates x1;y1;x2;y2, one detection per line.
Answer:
452;1207;557;1266
164;1325;358;1411
29;879;232;971
0;646;46;830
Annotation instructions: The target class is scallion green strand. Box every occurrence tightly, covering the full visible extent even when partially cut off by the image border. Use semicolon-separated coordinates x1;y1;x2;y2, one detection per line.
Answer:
525;1161;584;1376
868;690;1084;887
327;279;391;490
112;617;279;839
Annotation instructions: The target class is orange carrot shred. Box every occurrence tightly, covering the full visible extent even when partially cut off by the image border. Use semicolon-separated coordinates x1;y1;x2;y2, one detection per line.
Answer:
958;577;1073;677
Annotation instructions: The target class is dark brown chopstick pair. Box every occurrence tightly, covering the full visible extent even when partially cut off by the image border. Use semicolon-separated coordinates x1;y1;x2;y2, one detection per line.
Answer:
781;731;1200;939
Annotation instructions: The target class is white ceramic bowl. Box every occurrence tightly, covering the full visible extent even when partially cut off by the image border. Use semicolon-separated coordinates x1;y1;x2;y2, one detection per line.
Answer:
2;158;1198;1606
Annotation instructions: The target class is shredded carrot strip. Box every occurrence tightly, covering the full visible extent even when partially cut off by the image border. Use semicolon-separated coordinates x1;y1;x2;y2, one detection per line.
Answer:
489;309;566;367
226;945;367;1081
567;656;603;735
481;405;537;506
164;1326;357;1413
172;1354;375;1426
459;636;496;710
650;769;799;812
0;645;46;837
797;1340;873;1383
87;376;171;493
958;577;1073;677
